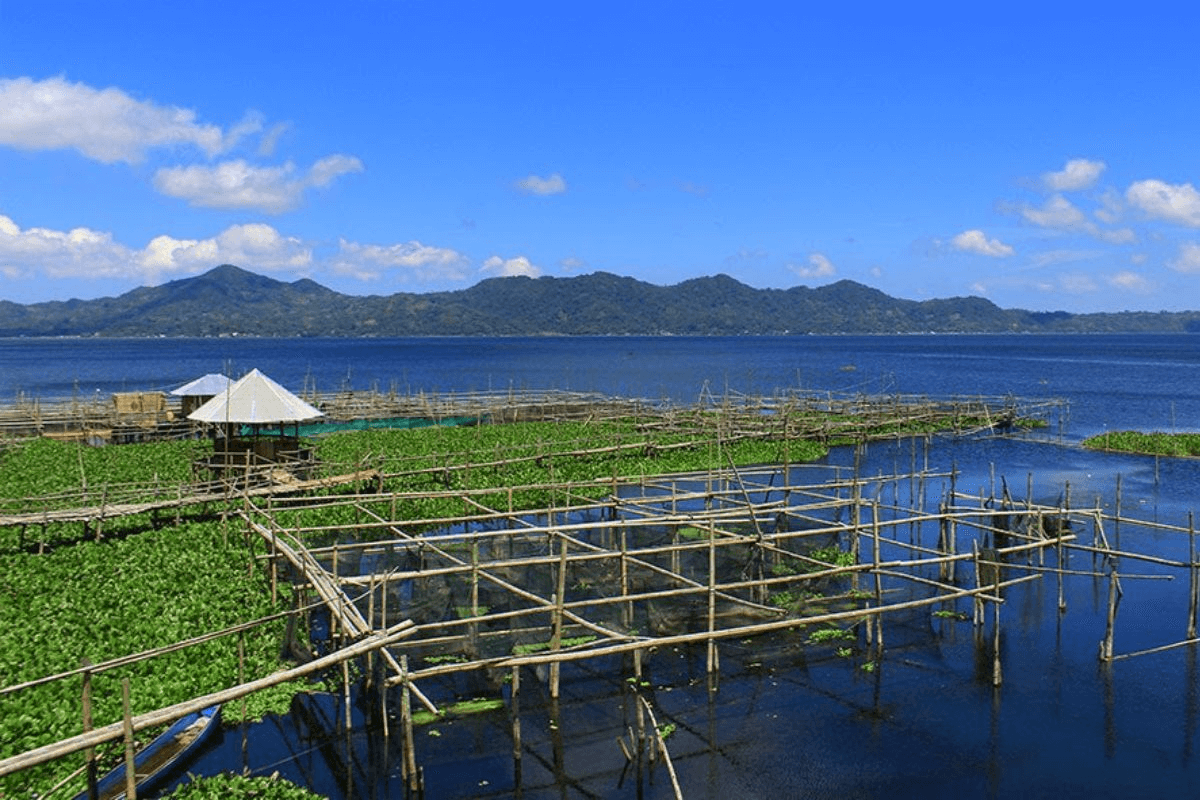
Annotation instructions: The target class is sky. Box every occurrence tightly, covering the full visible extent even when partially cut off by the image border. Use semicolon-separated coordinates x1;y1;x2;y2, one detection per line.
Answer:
2;2;1200;313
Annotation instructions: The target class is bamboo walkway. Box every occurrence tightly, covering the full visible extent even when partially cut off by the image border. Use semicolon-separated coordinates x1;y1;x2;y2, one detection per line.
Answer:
0;469;380;529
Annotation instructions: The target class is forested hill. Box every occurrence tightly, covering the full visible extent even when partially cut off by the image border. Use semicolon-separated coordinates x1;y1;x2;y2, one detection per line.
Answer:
2;264;1198;337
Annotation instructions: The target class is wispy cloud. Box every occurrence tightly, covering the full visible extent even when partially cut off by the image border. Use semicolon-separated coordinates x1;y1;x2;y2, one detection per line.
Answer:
951;229;1013;257
331;238;467;282
1109;270;1151;292
153;155;363;213
1169;242;1200;274
515;173;566;195
1016;193;1135;244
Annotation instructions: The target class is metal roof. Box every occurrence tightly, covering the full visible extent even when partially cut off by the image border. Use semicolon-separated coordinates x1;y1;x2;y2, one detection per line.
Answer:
170;373;233;396
187;368;323;424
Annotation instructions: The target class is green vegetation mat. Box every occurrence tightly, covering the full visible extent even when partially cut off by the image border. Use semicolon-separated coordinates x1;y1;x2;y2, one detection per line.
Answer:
1082;430;1200;458
162;773;327;799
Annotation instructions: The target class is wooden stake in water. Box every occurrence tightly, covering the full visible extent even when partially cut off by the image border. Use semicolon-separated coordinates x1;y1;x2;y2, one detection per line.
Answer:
121;678;136;800
401;656;418;792
1100;568;1120;662
872;500;884;654
511;666;522;770
707;520;718;674
82;661;96;800
1189;512;1197;641
992;574;1002;687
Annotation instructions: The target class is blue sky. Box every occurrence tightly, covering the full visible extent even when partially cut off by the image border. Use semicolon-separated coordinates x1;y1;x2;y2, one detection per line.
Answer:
2;2;1199;313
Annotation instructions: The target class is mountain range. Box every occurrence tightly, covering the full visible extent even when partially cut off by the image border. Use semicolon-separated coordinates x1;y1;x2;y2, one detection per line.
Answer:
2;264;1197;337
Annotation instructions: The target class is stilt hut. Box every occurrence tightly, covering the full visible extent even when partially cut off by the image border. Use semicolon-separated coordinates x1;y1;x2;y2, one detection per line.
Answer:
171;373;233;417
188;369;323;481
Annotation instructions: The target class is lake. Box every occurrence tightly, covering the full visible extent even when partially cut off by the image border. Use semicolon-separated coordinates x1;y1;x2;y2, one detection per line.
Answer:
7;333;1200;798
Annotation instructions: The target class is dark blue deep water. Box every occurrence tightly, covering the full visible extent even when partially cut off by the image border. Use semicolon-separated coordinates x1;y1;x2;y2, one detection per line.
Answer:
7;333;1200;798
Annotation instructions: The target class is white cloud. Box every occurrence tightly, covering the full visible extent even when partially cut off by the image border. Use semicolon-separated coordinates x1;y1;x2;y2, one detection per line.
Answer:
1043;158;1106;192
789;252;836;280
332;238;468;282
1169;242;1200;274
0;214;133;279
482;255;542;278
209;224;311;270
0;76;240;164
0;215;312;285
1126;179;1200;227
153;155;363;213
951;229;1014;257
134;224;310;283
515;173;566;195
1021;194;1088;228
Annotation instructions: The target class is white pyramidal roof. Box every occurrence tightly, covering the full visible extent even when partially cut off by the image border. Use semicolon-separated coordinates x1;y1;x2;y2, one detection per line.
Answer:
187;368;323;424
171;373;233;396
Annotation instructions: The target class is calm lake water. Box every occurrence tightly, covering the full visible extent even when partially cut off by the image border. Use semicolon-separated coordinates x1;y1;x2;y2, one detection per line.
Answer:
8;333;1200;798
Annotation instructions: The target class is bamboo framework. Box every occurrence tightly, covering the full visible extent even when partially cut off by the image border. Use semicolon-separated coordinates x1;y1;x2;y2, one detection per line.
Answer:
11;388;1198;797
